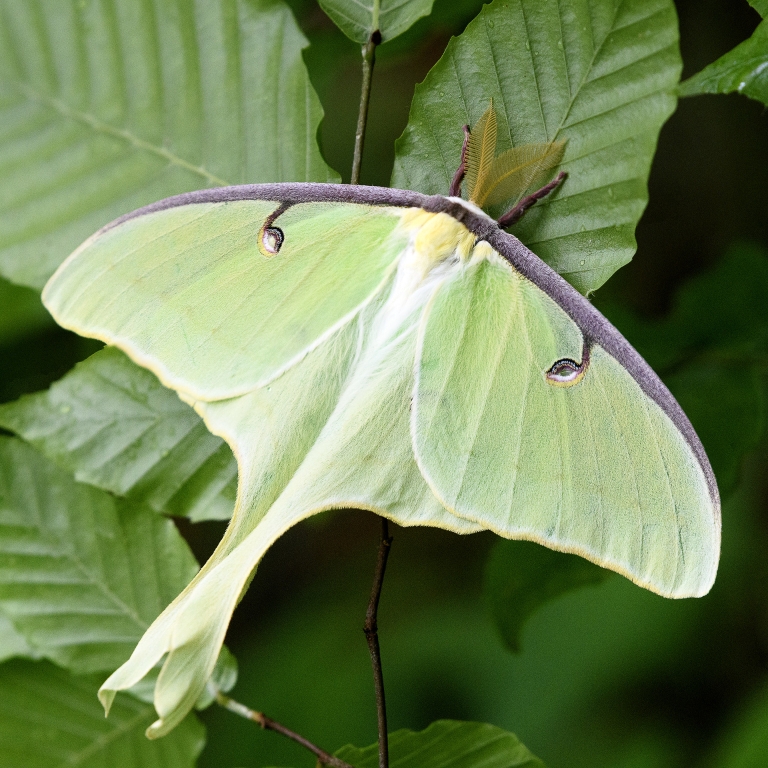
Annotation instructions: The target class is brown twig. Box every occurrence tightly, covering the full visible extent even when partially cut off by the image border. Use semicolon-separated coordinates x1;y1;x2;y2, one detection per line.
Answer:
215;691;354;768
364;518;393;768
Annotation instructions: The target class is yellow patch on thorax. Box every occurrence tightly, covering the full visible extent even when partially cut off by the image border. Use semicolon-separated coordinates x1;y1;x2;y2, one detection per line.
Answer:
469;240;496;266
399;208;476;269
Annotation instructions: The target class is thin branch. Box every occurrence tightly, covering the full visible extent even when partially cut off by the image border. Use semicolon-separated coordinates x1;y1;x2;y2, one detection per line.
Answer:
350;29;382;185
364;518;393;768
215;691;354;768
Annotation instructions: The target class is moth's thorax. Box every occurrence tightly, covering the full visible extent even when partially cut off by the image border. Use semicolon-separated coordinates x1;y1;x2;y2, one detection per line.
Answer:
399;209;476;272
397;207;501;274
444;195;497;222
369;209;494;349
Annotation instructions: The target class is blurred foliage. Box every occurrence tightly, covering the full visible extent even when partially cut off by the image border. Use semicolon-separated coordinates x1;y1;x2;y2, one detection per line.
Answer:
0;277;51;347
484;541;610;653
0;660;205;768
706;682;768;767
0;613;36;663
1;0;768;767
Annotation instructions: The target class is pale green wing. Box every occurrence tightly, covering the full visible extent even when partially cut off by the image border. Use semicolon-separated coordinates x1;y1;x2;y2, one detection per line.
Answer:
43;197;407;401
413;255;720;599
99;279;477;738
41;185;721;737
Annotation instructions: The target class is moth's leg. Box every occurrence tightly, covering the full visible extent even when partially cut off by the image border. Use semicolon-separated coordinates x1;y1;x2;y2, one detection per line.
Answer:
448;125;471;197
497;170;567;229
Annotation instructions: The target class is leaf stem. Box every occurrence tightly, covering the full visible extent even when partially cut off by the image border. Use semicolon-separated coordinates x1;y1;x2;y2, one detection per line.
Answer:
215;691;354;768
364;517;393;768
350;11;389;764
350;29;382;184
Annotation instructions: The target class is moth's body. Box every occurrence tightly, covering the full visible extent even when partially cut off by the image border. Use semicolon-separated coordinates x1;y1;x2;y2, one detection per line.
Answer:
372;209;473;346
42;182;721;738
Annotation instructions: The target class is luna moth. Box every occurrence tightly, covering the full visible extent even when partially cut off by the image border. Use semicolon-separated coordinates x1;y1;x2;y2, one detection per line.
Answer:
41;108;720;738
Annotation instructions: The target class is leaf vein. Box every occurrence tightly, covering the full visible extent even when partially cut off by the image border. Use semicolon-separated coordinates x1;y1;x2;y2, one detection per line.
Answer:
10;81;229;186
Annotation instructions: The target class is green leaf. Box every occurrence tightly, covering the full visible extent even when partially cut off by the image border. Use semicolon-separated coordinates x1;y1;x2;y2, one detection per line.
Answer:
0;348;237;522
0;610;38;662
0;0;337;291
336;720;545;768
678;5;768;106
0;436;199;673
392;0;682;294
0;276;53;347
0;659;204;768
484;540;610;653
318;0;435;44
